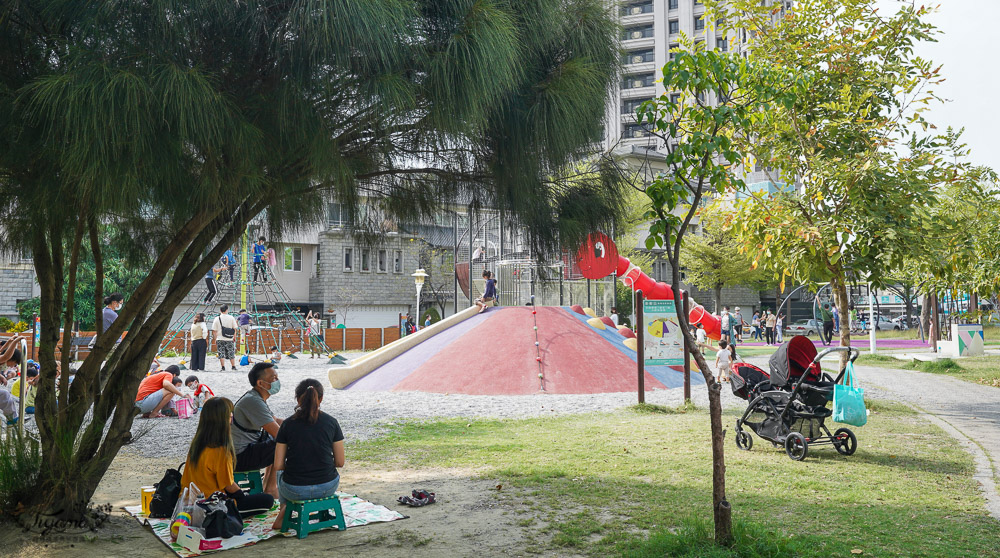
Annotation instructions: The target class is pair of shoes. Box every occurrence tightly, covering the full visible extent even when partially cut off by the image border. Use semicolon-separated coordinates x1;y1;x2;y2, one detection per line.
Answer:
397;489;436;507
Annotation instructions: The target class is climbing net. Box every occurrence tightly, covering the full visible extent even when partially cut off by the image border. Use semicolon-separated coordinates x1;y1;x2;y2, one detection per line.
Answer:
157;244;332;358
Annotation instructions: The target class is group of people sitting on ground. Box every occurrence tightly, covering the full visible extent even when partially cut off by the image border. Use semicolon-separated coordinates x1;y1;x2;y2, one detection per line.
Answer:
178;362;345;528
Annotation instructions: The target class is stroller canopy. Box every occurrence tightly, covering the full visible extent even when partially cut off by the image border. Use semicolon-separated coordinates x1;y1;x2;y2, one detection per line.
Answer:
768;335;821;387
730;363;769;400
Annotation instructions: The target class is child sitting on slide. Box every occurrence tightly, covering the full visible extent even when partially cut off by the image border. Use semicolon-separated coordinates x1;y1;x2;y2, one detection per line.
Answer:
270;346;282;366
475;270;496;313
185;375;215;412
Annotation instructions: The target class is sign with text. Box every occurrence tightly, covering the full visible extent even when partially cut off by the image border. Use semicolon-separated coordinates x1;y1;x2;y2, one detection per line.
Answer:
642;299;683;365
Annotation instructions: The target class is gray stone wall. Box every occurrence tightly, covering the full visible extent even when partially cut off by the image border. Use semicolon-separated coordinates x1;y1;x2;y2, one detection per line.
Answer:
310;231;423;315
0;262;37;320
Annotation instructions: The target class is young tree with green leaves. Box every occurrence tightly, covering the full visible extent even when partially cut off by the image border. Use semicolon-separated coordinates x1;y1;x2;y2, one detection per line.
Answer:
638;44;799;545
681;211;769;312
727;0;968;360
0;0;627;526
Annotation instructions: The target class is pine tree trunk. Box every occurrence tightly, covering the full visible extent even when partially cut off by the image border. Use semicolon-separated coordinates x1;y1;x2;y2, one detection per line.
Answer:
714;285;722;313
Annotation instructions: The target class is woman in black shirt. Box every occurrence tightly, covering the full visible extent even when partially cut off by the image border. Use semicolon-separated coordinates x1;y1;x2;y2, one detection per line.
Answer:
270;379;345;530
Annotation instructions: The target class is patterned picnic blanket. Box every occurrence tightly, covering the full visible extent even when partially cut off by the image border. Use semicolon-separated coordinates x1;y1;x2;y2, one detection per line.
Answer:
125;493;405;557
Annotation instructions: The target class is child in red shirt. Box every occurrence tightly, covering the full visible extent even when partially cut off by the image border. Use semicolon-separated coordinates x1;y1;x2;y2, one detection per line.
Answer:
185;375;215;412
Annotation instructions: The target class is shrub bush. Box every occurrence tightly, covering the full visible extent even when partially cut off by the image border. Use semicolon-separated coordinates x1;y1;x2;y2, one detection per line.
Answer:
0;431;42;517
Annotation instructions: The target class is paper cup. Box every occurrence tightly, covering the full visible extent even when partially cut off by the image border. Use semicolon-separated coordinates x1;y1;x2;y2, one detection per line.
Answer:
141;486;156;515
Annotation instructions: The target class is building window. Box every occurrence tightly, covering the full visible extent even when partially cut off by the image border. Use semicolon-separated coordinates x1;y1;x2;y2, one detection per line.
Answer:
716;36;728;51
623;49;655;65
283;247;302;272
694;16;704;31
619;1;653;16
393;250;403;274
669;0;679;9
622;123;652;139
621;97;653;115
622;73;655;89
343;247;353;272
693;0;703;5
623;25;653;40
669;92;681;105
668;43;679;60
361;248;371;272
669;19;679;34
327;202;351;228
377;249;388;273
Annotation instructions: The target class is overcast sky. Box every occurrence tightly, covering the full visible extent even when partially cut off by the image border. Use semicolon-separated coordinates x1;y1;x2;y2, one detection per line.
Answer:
878;0;999;170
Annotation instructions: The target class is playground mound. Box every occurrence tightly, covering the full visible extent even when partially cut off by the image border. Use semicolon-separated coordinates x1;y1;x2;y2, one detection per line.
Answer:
344;306;700;395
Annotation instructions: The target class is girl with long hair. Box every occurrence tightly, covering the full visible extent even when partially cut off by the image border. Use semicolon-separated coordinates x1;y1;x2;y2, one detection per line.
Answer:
190;313;208;371
180;397;274;517
270;379;345;529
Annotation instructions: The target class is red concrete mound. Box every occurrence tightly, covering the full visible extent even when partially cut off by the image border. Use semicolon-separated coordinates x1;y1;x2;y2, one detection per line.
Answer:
392;306;665;395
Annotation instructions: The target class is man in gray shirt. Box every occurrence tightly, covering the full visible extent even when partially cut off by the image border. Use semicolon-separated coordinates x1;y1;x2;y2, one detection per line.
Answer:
233;362;283;499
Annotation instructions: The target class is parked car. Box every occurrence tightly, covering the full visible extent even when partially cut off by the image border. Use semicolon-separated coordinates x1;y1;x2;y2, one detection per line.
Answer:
890;316;910;330
866;316;898;331
784;319;823;336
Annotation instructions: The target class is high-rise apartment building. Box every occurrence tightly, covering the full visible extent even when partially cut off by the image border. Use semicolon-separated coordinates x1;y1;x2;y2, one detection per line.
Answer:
607;0;795;189
609;0;729;152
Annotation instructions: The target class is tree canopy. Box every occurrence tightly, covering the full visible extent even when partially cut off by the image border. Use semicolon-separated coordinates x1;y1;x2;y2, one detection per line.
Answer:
0;0;628;524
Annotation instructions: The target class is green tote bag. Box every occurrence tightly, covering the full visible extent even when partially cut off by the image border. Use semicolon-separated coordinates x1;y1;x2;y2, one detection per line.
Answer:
833;362;867;427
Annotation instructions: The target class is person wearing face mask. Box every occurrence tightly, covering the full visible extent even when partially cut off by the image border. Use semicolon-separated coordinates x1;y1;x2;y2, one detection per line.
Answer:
90;293;124;349
232;363;284;499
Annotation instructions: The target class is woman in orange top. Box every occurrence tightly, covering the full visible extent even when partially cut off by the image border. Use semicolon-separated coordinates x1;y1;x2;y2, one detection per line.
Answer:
180;397;274;517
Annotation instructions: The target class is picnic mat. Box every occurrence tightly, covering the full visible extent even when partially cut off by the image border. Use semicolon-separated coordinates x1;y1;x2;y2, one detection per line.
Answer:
125;493;405;557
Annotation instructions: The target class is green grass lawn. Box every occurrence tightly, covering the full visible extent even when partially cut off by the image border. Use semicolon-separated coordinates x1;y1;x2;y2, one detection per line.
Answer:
351;403;998;557
857;354;1000;388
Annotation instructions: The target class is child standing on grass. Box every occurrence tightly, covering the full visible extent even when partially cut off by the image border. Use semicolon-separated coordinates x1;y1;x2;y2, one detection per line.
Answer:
715;340;732;383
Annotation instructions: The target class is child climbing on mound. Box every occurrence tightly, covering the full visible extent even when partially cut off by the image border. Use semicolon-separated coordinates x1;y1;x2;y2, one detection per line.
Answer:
475;270;496;313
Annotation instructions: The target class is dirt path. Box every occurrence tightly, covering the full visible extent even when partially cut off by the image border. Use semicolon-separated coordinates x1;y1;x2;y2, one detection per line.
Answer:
0;453;533;558
851;363;1000;519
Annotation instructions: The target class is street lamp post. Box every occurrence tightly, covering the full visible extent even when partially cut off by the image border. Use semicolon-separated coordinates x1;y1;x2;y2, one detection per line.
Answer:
412;268;428;330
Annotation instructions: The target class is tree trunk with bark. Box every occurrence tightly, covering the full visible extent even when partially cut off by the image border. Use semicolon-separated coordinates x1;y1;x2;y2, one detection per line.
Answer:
671;265;732;546
830;270;853;369
21;200;265;527
714;285;722;314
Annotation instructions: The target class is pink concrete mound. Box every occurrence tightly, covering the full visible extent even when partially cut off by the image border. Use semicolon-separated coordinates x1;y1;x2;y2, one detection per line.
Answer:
344;306;689;395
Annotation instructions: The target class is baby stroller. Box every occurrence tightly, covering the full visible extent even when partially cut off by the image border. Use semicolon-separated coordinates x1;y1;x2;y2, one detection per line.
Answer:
731;335;860;461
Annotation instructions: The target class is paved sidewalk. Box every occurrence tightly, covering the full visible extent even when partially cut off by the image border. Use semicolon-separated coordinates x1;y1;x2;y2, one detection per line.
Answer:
852;363;1000;519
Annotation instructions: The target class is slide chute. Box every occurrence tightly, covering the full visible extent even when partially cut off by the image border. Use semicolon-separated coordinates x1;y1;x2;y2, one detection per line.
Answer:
576;232;722;340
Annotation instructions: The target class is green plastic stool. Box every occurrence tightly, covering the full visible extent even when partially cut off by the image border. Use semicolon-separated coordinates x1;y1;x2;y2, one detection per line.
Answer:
280;495;347;539
233;471;263;495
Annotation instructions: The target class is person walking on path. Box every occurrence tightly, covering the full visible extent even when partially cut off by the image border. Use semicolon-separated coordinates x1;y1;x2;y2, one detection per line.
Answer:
213;305;239;371
775;312;784;344
306;311;323;358
764;310;777;345
190;313;209;371
751;312;761;341
720;306;732;343
820;303;835;345
734;307;744;343
832;303;839;334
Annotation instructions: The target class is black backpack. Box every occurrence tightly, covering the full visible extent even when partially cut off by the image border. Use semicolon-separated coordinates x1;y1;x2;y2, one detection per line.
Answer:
148;462;185;518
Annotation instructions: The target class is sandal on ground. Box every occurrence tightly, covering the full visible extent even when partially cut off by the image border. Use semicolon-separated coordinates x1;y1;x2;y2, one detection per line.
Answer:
397;490;436;507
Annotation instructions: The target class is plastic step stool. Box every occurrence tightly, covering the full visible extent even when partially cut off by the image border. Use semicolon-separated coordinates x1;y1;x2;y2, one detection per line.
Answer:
280;496;347;539
233;471;263;495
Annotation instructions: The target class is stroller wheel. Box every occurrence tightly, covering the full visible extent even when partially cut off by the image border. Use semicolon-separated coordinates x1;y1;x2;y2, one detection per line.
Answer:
833;428;857;455
735;430;753;451
785;432;808;461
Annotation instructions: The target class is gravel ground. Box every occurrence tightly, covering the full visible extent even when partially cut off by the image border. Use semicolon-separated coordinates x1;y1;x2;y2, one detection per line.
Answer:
121;353;744;458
